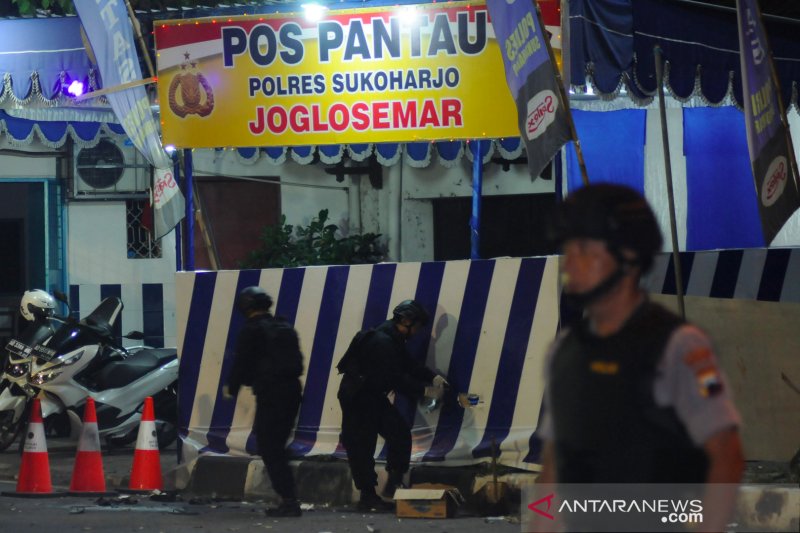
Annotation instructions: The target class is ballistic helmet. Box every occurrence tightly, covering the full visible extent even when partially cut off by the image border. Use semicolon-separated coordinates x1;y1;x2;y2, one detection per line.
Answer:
20;289;56;322
236;286;273;315
551;183;663;273
392;300;429;326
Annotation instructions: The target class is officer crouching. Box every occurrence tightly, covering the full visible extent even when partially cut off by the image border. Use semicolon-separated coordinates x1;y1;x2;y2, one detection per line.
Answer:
337;300;447;512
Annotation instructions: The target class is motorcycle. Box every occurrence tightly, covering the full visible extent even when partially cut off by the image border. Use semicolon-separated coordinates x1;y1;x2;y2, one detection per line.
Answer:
0;292;179;451
0;306;60;451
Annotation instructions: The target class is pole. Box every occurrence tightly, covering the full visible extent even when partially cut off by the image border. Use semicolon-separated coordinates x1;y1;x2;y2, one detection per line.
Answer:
123;0;156;79
654;46;686;320
173;153;182;272
471;140;483;260
192;178;221;270
184;149;195;272
534;2;589;186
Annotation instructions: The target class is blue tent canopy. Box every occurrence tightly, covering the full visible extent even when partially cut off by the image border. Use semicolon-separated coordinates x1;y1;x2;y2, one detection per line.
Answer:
0;17;95;103
568;0;800;108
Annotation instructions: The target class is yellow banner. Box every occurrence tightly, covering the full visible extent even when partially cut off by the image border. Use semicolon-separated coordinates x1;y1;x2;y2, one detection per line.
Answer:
154;1;518;148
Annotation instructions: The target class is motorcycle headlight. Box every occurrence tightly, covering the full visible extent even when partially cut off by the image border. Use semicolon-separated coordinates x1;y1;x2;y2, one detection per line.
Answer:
7;363;28;378
62;350;84;367
30;370;62;385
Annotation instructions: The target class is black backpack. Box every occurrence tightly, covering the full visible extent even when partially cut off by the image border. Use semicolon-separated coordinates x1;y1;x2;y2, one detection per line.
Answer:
262;317;304;379
335;329;374;403
335;329;374;376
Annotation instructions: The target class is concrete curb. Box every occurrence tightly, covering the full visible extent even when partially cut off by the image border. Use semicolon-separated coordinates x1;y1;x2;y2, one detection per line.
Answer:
184;455;535;512
184;456;800;531
734;484;799;532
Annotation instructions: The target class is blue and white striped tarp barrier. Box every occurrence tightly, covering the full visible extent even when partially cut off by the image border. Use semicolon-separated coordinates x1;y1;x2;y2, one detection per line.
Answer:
646;248;800;303
175;257;560;470
69;283;170;348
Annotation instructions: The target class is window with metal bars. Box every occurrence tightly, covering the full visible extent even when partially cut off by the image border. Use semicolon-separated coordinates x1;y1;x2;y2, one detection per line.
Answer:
126;200;161;259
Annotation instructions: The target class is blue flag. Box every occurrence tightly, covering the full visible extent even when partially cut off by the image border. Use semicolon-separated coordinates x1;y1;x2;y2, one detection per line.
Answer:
74;0;185;240
736;0;800;244
486;0;572;180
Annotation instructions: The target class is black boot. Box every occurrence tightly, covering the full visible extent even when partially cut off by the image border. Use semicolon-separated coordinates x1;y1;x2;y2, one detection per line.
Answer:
357;488;394;513
265;498;302;517
382;470;406;499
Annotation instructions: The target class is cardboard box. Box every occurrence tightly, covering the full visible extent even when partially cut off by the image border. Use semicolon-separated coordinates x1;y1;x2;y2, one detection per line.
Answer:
394;483;463;519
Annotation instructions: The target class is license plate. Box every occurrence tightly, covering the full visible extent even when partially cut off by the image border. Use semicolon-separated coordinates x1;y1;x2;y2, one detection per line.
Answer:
31;344;57;362
5;339;30;358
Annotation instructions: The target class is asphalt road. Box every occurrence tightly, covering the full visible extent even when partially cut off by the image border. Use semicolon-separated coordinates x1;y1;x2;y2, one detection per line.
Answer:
0;437;521;532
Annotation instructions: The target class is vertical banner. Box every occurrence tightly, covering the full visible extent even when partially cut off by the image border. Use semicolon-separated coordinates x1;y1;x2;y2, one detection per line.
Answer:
75;0;185;240
736;0;800;244
486;0;572;180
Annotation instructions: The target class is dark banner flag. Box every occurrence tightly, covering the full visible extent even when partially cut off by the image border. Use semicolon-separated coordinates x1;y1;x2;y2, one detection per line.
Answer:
736;0;800;244
486;0;572;180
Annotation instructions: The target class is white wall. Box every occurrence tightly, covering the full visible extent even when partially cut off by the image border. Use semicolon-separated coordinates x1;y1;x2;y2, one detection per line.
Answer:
189;150;351;235
401;155;555;262
188;147;556;264
0;141;58;177
67;202;178;346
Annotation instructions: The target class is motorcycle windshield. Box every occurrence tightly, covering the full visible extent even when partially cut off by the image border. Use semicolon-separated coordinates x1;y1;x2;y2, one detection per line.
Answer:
36;297;123;361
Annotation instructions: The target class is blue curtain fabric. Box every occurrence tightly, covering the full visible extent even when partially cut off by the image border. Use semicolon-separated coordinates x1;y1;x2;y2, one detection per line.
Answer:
568;0;800;107
566;109;647;194
683;107;765;250
0;17;93;101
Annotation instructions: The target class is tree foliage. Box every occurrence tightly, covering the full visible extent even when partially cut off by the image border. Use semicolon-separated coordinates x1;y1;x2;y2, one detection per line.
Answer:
240;209;386;269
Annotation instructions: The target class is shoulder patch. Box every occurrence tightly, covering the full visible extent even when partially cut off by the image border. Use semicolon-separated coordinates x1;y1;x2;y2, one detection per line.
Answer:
683;348;723;397
696;368;724;397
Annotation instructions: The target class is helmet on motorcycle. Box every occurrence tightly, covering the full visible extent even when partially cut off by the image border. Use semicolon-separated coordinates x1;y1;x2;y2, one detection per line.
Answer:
550;183;663;273
236;286;273;315
392;300;429;326
20;289;56;322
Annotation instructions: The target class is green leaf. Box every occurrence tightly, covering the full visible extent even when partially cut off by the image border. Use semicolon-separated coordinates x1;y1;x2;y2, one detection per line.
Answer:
17;0;33;15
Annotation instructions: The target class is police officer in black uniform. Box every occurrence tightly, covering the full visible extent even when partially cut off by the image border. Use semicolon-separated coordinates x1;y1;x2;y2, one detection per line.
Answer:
536;184;744;531
337;300;447;512
225;286;304;517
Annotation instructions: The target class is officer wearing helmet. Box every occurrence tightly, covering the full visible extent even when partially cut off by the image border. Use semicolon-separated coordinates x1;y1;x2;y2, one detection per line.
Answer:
535;184;743;530
225;286;304;517
337;299;447;512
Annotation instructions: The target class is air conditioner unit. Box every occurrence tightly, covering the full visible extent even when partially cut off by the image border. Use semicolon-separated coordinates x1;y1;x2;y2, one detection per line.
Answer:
71;138;151;200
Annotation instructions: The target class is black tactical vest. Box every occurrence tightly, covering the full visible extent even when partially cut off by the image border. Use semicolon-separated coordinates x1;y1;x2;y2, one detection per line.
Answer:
549;301;708;483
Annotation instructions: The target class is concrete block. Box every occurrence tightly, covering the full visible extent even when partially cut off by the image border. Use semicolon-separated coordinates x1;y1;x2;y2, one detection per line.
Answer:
185;455;252;500
734;485;800;532
295;459;355;506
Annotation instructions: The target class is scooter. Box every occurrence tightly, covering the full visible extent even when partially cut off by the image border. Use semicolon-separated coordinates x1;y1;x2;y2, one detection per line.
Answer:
28;295;179;448
0;309;60;451
0;292;179;451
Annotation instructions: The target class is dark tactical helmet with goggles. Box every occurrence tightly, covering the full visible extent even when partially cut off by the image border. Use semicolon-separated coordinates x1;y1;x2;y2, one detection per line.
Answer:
236;286;273;315
551;184;663;306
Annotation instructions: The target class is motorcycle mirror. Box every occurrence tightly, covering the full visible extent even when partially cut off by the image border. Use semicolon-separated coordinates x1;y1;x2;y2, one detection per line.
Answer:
53;290;69;305
124;331;145;340
52;290;72;317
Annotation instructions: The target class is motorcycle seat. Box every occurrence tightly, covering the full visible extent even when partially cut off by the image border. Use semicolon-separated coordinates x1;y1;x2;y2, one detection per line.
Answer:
94;348;177;389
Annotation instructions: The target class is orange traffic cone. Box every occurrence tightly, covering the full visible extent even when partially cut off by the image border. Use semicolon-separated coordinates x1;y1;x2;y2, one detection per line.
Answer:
8;398;57;497
127;396;162;492
69;398;114;496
